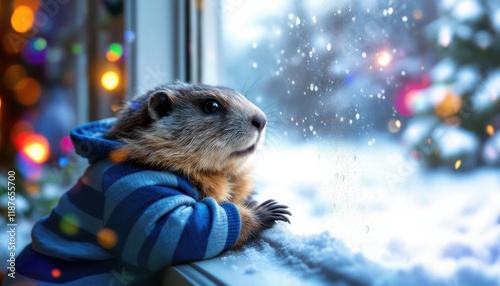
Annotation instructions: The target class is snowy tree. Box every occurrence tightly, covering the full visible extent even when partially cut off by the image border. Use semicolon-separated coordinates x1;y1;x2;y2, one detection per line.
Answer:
402;0;500;169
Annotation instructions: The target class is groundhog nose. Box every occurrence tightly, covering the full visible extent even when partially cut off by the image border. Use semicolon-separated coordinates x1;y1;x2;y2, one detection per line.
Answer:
251;113;267;131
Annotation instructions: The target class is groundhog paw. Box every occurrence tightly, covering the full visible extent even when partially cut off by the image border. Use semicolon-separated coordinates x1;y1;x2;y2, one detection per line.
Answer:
254;199;291;229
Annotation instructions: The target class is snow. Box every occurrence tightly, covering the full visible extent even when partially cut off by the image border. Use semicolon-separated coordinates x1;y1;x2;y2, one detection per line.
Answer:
402;116;440;145
473;70;500;113
430;58;456;83
483;134;500;166
220;140;500;285
491;10;500;34
452;0;484;22
432;126;479;163
455;66;480;94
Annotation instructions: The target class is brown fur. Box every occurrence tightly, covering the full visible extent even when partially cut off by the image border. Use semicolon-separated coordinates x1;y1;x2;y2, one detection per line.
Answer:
233;204;262;248
106;82;289;248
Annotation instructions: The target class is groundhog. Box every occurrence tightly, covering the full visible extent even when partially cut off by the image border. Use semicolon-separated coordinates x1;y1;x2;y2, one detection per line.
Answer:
106;82;291;248
10;82;290;286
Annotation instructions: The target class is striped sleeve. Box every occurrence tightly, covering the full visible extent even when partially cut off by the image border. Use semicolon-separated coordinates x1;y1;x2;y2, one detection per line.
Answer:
102;167;241;271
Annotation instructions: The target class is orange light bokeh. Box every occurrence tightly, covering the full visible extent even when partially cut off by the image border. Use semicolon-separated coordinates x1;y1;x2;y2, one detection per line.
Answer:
14;77;41;105
97;228;118;249
13;0;40;10
2;33;26;54
21;133;50;164
11;5;35;33
486;125;495;136
51;268;61;278
413;9;423;20
435;92;462;118
3;64;27;90
106;50;120;62
11;120;34;147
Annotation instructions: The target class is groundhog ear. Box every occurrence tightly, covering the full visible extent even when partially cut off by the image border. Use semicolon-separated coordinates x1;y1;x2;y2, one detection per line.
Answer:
148;91;174;120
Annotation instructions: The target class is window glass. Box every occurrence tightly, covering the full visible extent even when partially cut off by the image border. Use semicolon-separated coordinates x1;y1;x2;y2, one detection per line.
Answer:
217;0;500;283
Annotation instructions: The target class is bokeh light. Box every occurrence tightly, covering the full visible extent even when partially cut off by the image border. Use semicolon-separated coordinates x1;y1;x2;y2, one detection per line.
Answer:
59;157;69;167
33;37;47;50
3;64;27;90
395;90;420;117
21;133;50;164
60;136;74;153
106;43;123;62
377;51;392;67
413;9;423;20
71;43;83;55
14;77;41;105
486;125;495;136
13;0;40;11
16;152;43;180
438;27;452;48
11;5;35;33
51;268;61;279
435;91;462;118
59;214;79;236
2;33;25;54
124;30;136;43
388;119;402;133
101;71;119;90
97;228;118;249
483;135;500;165
394;78;431;117
23;37;48;65
25;182;39;196
47;47;64;64
455;160;461;170
109;148;128;163
11;120;34;147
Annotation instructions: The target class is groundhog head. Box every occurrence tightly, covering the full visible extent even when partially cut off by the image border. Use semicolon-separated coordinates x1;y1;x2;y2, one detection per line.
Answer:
107;82;267;175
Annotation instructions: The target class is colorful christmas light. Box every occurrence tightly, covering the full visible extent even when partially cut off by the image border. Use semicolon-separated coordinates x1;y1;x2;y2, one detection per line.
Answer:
16;152;43;180
60;136;74;153
486;125;495;136
14;77;41;105
59;214;79;236
51;268;61;279
13;0;40;11
21;133;50;164
434;90;462;118
377;51;392;67
97;228;118;249
3;64;27;90
23;37;48;65
101;70;120;90
106;43;123;62
11;5;35;33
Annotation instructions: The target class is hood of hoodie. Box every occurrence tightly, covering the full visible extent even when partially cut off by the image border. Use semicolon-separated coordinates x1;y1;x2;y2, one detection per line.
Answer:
70;118;124;164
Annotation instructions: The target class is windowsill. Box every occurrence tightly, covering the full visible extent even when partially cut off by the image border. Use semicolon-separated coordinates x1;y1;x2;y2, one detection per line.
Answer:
163;253;316;286
162;227;347;286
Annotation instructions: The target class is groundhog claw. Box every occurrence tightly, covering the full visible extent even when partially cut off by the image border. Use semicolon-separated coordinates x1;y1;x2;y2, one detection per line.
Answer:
254;199;292;229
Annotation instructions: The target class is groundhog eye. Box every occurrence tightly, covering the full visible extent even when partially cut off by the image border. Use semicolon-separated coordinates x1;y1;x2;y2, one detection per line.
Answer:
204;100;220;113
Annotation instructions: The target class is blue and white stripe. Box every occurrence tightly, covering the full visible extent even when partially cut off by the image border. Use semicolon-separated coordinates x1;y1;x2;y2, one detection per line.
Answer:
13;160;241;285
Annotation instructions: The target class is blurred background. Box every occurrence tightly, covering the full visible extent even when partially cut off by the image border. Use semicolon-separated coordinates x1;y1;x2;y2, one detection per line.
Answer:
1;0;500;284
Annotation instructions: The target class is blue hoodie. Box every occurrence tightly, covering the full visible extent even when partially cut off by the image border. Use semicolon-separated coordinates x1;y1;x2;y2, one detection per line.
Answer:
7;119;241;285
